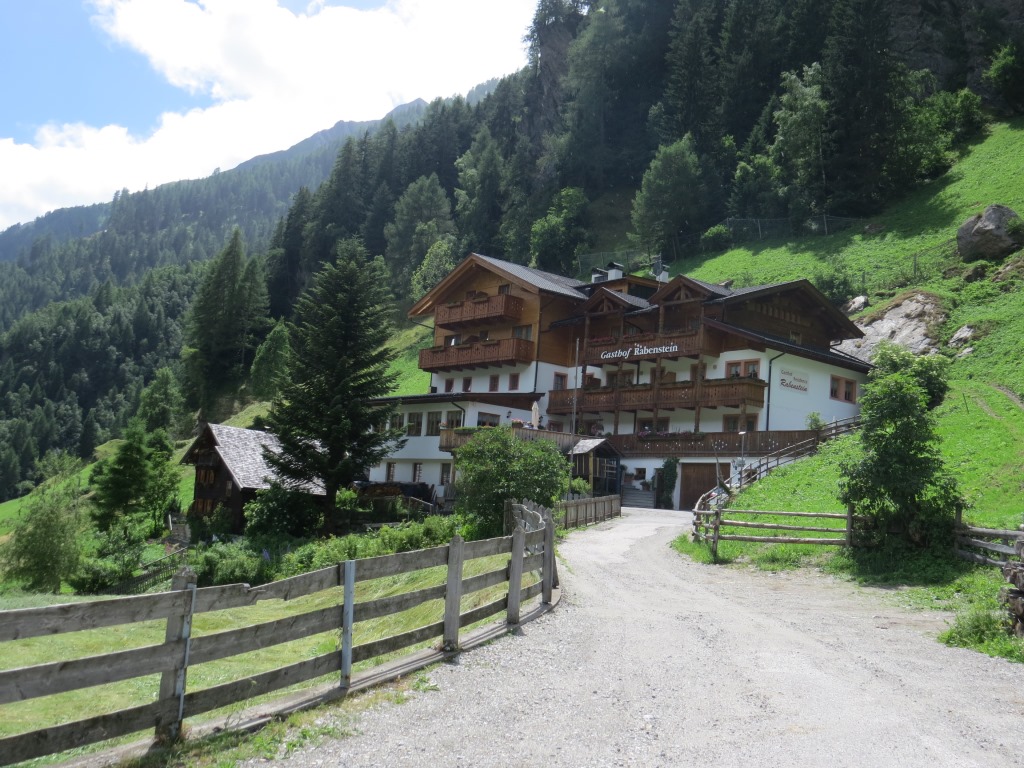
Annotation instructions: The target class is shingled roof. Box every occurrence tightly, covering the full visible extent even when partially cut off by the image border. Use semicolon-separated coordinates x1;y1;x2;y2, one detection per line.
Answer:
473;254;588;300
182;423;325;495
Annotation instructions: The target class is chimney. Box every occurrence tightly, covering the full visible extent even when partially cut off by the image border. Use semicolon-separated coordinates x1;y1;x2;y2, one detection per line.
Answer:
606;261;625;280
720;279;734;289
591;267;608;283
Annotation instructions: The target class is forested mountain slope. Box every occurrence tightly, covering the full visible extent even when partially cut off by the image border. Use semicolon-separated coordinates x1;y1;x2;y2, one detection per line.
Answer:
1;0;1023;503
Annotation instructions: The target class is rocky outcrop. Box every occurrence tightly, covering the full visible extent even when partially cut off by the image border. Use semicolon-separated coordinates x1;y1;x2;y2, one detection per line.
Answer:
836;293;945;362
957;205;1024;262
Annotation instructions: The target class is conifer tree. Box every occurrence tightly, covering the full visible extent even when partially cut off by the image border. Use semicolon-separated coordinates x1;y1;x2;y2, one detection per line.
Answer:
265;240;404;532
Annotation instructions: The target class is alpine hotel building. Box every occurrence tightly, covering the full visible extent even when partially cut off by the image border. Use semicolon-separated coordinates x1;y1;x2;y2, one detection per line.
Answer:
368;253;869;510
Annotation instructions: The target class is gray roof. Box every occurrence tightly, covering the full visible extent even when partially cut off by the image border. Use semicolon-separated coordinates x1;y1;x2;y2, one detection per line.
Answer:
474;254;588;300
207;424;325;495
610;290;651;310
570;438;607;455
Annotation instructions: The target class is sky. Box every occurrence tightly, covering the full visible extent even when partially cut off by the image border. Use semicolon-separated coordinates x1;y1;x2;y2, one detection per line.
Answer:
0;0;538;231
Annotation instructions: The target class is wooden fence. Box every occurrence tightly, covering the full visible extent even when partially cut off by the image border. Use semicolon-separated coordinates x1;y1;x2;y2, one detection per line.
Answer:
954;523;1024;567
503;495;621;534
557;495;621;529
693;505;858;561
0;523;557;767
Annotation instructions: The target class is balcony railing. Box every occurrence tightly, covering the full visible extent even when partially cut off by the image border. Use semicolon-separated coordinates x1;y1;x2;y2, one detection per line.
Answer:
434;293;524;329
439;426;582;453
419;337;535;372
606;430;818;458
546;378;766;414
584;329;701;366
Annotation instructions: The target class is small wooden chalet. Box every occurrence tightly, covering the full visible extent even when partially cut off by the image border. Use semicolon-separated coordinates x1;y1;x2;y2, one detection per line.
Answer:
181;423;325;531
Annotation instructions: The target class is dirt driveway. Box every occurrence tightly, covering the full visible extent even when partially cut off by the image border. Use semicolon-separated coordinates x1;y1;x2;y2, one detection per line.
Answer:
265;507;1023;767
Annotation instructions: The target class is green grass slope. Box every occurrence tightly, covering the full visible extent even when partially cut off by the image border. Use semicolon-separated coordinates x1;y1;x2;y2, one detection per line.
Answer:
678;119;1024;299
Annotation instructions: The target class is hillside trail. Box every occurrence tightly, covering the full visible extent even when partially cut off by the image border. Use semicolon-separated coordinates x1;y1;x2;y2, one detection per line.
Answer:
256;508;1023;768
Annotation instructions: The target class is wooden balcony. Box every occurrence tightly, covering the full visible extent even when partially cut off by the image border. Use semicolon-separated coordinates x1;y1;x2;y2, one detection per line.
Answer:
546;378;767;415
606;430;818;458
419;337;535;372
584;329;701;366
434;293;525;329
439;426;582;453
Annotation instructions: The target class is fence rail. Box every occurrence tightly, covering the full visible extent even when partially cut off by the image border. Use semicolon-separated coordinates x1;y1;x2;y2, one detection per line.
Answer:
693;506;859;561
954;524;1024;567
0;519;557;766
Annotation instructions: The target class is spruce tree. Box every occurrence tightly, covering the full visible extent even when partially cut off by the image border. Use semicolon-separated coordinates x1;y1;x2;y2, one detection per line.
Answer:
265;240;404;532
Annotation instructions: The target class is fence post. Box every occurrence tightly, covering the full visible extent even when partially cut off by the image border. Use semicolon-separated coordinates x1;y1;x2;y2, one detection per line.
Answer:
846;503;854;548
711;508;721;563
542;517;556;602
443;534;465;651
340;560;355;688
507;525;526;624
156;567;197;743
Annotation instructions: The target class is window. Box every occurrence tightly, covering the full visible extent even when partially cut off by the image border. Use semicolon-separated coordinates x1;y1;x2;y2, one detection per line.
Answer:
406;412;423;436
498;283;511;295
723;415;758;433
726;360;760;379
477;412;500;427
607;371;634;387
553;372;568;391
446;410;463;429
509;372;520;390
489;374;500;392
462;377;472;392
547;420;564;433
440;463;452;486
444;378;455;393
412;463;423;482
831;376;857;403
386;462;396;482
445;334;462;347
512;324;533;341
390;413;404;431
789;330;803;345
426;411;443;436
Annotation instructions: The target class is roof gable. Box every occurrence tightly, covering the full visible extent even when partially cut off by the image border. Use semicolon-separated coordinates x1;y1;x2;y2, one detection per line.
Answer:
649;275;730;304
409;253;587;316
579;287;651;315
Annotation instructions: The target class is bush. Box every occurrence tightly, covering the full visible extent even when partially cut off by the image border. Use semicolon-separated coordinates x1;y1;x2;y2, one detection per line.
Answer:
812;267;856;306
189;541;274;587
68;557;121;594
700;224;733;253
455;426;570;537
276;516;459;579
244;484;324;538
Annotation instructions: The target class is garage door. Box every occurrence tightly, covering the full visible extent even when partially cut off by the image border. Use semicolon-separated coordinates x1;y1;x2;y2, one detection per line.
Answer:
679;462;729;510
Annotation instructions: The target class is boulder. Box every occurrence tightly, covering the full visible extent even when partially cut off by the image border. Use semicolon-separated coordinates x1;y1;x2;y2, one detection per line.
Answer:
843;295;869;315
957;205;1024;262
948;325;975;348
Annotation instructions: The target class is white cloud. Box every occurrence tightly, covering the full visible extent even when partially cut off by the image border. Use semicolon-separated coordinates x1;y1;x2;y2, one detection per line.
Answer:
0;0;535;230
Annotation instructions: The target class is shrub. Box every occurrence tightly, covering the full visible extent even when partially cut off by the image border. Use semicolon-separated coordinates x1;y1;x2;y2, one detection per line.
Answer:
189;541;273;587
68;557;121;594
700;224;733;253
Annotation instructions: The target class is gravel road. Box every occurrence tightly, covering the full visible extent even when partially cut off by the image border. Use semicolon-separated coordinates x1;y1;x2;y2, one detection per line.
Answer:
260;507;1023;767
